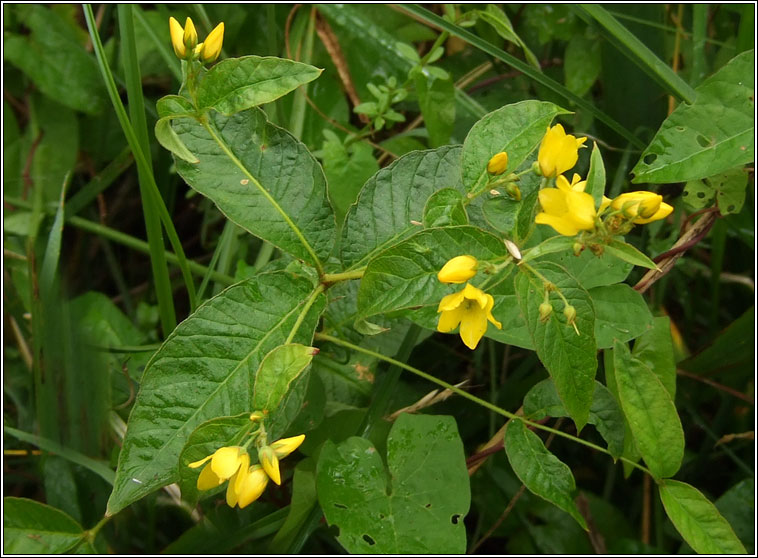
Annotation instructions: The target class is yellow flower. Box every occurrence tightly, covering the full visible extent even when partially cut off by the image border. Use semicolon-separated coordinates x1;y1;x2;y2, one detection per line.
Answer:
227;464;269;509
538;124;587;177
183;17;198;51
437;283;502;350
188;446;248;490
200;22;225;62
487;152;509;175
437;255;478;284
556;173;587;192
169;17;187;59
535;184;596;237
611;191;673;224
258;446;281;485
270;434;306;458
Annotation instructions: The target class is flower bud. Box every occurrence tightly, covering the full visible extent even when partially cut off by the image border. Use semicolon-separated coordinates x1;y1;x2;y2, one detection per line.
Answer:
531;160;542;176
183;17;198;51
258;445;281;485
270;434;306;459
201;22;225;63
487;152;509;175
563;305;577;324
169;17;186;58
437;255;478;284
611;191;673;224
505;182;521;201
539;302;553;323
572;242;583;256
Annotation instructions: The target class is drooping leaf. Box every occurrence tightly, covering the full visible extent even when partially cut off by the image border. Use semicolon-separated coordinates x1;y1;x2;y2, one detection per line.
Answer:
316;414;470;554
415;72;455;147
3;497;84;554
523;379;624;458
589;284;653;349
515;263;597;430
462;100;569;194
632;49;754;183
341;146;464;269
659;479;746;554
357;226;507;319
172;108;335;270
504;419;587;530
196;56;322;115
253;344;316;413
613;340;683;479
632;316;676;398
107;272;326;515
155;117;199;163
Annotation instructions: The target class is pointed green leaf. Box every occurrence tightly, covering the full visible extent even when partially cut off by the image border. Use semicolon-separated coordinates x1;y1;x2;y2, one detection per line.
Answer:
3;497;84;554
521;236;576;264
155;117;199;163
196;56;322;115
589;284;653;349
341;146;464;269
584;142;606;208
253;344;315;412
632;49;754;183
632;316;676;399
515;263;597;430
172;109;335;269
415;73;455;147
357;226;507;318
423;188;468;228
613;340;683;479
316;414;470;553
107;272;326;515
659;479;747;554
462;100;569;194
156;94;195;118
604;239;658;270
524;379;624;458
504;419;587;530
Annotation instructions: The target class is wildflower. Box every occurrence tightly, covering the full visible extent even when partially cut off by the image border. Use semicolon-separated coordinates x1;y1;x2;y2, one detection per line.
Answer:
535;185;596;237
538;124;587;177
611;191;673;224
169;17;198;59
270;434;306;458
188;446;248;490
487;152;509;175
227;464;268;509
258;434;306;486
437;283;502;350
556;173;587;192
200;22;225;62
437;255;478;284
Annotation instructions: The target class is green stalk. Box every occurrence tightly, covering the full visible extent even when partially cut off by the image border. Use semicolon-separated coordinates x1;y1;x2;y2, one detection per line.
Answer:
690;5;708;87
289;7;316;140
285;284;326;344
399;4;644;148
65;146;133;216
85;6;199;324
576;5;697;104
316;332;653;475
117;4;177;335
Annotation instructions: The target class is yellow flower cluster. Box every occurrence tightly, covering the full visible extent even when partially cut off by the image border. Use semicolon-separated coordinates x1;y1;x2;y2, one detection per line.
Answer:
534;125;673;238
169;17;225;63
436;256;501;350
188;434;304;509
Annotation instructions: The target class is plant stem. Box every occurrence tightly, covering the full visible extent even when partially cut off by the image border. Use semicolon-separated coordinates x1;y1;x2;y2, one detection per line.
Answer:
315;332;653;476
285;284;325;345
321;268;366;284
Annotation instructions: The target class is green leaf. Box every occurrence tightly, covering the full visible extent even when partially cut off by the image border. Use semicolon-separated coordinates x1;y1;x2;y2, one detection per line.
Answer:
481;171;543;242
538;241;633;289
107;272;326;515
584;142;606;209
521;236;577;264
196;56;322;115
612;340;683;479
357;226;507;318
504;419;588;530
604;239;658;270
462;100;569;194
415;73;455;147
3;497;84;554
172;108;335;270
4;5;106;114
423;188;468;227
270;458;318;553
341;146;464;269
632;316;676;399
515;263;597;430
476;5;541;69
524;379;625;458
683;167;749;215
253;344;315;412
178;413;251;506
589;284;653;349
156;94;196;118
154;117;199;164
316;414;470;553
713;478;755;554
564;34;602;97
678;306;754;375
632;49;754;183
659;480;747;554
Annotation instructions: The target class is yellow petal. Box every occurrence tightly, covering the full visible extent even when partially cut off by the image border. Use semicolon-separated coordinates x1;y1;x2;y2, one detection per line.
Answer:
437;255;478;284
487;152;509;175
169;17;186;58
535;212;580;237
634;201;673;224
599;196;612;213
226;471;239;507
461;283;489;309
555;175;572;192
237;466;269;509
437;307;464;333
271;435;306;459
482;293;502;329
565;190;597;230
201;22;225;62
183;17;197;50
188;454;213;469
211;446;244;480
458;305;488;350
438;290;465;312
259;446;281;485
234;453;250;494
538;188;569;215
197;463;223;491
